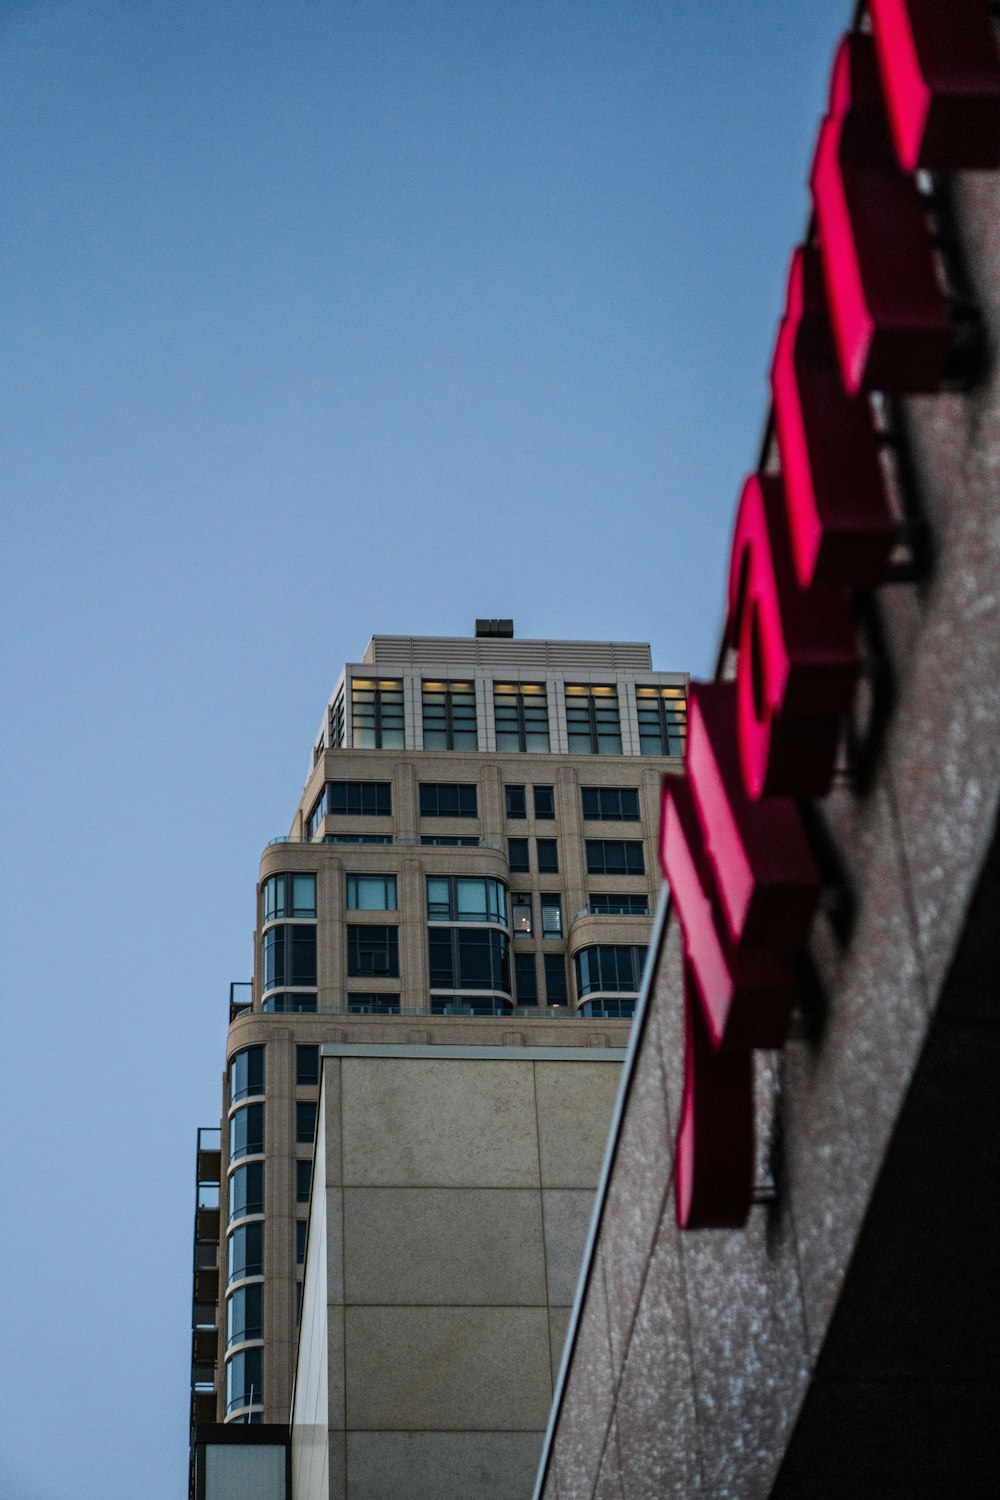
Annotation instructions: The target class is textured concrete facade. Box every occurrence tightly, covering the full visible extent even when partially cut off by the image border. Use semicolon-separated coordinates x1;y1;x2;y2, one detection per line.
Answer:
536;119;1000;1500
290;1045;625;1500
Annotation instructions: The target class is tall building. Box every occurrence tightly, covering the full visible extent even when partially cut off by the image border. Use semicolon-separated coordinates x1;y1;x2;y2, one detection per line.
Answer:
189;621;687;1455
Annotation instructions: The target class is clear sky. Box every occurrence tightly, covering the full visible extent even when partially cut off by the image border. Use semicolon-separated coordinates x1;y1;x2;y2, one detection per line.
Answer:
1;2;847;1495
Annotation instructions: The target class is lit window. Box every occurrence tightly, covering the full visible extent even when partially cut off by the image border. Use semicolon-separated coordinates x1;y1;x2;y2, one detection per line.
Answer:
226;1283;263;1349
229;1103;264;1163
514;952;538;1004
533;786;555;819
422;680;478;750
505;785;526;818
346;925;399;977
536;838;558;873
540;894;562;936
585;840;645;876
229;1046;265;1103
565;685;622;755
296;1102;317;1144
512;894;532;935
635;684;687;756
493;682;550;752
581;787;640;822
419;783;478;818
426;876;508;924
346;874;397;910
352;677;404;749
228;1161;264;1223
262;873;316;922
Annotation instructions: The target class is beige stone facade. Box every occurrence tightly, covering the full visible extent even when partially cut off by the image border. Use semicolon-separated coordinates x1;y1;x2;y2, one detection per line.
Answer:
195;627;687;1444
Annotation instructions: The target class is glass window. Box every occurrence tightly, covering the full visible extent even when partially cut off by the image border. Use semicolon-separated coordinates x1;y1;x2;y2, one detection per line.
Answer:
508;837;529;873
296;1102;317;1144
262;992;317;1013
430;996;510;1016
229;1046;265;1104
296;1045;319;1086
420;835;481;846
346;925;399;977
229;1103;264;1162
419;783;478;818
263;925;316;992
328;686;345;749
493;682;550;752
296;1159;313;1203
262;873;317;922
347;994;401;1014
505;785;527;819
226;1283;263;1349
589;893;650;915
575;944;648;998
308;781;392;833
346;874;397;910
422;680;478;750
540;894;563;937
636;684;687;756
514;952;538;1004
428;927;511;993
512;894;532;935
225;1346;263;1415
544;954;568;1004
581;787;640;822
228;1161;264;1224
323;833;393;845
227;1221;264;1284
296;1220;308;1264
536;838;558;873
352;677;404;749
426;877;507;924
533;785;555;819
565;685;622;755
581;998;636;1018
585;840;646;876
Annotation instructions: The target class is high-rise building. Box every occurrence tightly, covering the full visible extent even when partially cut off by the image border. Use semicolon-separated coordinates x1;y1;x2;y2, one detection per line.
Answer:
189;621;687;1455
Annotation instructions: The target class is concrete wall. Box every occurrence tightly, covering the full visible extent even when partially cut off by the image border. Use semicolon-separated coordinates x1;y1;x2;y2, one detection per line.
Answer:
290;1043;624;1500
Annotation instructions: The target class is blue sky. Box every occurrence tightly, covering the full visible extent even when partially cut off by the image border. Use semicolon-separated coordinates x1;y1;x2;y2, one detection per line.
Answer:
1;3;846;1495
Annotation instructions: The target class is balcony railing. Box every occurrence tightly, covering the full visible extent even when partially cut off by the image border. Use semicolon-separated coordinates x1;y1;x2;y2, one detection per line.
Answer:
266;835;502;850
237;1002;576;1018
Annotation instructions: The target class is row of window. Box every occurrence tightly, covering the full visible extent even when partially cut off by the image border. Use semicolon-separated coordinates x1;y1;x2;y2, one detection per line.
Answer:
308;781;646;832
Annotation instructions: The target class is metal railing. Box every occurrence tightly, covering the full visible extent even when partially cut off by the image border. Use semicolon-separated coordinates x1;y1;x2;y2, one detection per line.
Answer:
266;835;503;850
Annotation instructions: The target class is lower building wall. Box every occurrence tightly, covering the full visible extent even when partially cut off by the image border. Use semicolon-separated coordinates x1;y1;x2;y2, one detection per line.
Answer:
290;1043;624;1500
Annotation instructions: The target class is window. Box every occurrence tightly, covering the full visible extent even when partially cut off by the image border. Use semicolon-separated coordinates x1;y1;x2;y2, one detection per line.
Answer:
227;1283;263;1349
352;677;404;749
430;997;509;1016
262;992;317;1013
322;834;393;845
296;1045;319;1086
308;781;391;833
565;684;622;754
347;994;401;1014
420;836;481;846
512;894;532;935
262;925;317;992
428;927;511;993
544;954;568;1004
505;785;526;819
229;1103;264;1162
346;874;397;910
508;837;529;872
581;998;636;1018
262;873;317;922
296;1220;308;1265
586;840;645;875
589;893;650;915
575;944;648;997
225;1346;263;1415
581;787;640;822
540;893;563;937
514;952;538;1004
426;877;507;924
228;1161;264;1223
229;1046;265;1104
346;925;399;977
227;1221;264;1284
636;683;687;756
422;680;478;750
296;1160;313;1203
419;783;478;818
493;682;550;751
328;686;345;749
536;838;558;873
296;1101;317;1144
533;785;555;819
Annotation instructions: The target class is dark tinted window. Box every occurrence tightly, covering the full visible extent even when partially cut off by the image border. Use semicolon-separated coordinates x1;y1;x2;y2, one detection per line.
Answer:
229;1046;265;1103
296;1159;313;1203
296;1102;317;1144
428;928;511;993
229;1103;264;1162
346;925;399;977
227;1221;264;1283
581;787;640;821
544;954;568;1004
262;925;317;991
533;786;555;819
226;1283;263;1348
585;840;645;876
419;783;478;817
514;952;538;1003
505;785;526;818
296;1046;319;1086
536;838;558;873
228;1161;264;1224
508;838;529;872
588;893;650;915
